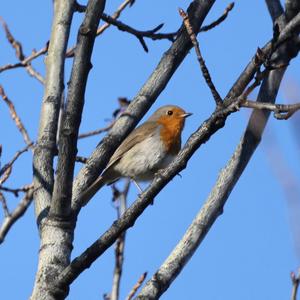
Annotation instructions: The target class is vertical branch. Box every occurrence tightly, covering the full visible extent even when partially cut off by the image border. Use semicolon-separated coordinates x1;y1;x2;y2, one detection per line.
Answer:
50;0;106;218
110;180;130;300
33;0;75;224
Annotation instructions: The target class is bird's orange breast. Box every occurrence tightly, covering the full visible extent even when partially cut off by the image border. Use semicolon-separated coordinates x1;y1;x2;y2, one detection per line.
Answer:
157;117;184;155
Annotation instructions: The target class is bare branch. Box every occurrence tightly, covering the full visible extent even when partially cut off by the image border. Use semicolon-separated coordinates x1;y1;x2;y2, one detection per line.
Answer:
179;8;223;106
97;0;136;36
0;143;33;185
110;180;130;300
0;16;45;83
78;124;112;139
50;0;106;219
67;0;135;57
241;99;300;119
0;85;33;147
225;10;300;103
100;14;176;52
0;184;33;197
200;2;234;32
0;188;34;244
0;192;10;217
32;0;75;224
0;43;49;74
291;269;300;300
265;0;284;22
126;272;147;300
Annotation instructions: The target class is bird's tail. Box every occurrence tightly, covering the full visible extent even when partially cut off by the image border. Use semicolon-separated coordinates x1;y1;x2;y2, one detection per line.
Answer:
77;176;107;207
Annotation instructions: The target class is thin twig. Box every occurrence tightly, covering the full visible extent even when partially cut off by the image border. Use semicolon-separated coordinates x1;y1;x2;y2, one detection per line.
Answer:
78;124;113;139
126;272;147;300
0;144;33;185
200;2;235;32
179;8;223;106
100;14;175;52
0;16;45;83
241;99;300;119
68;0;136;57
0;85;33;147
97;0;135;36
75;156;88;164
0;184;33;197
0;43;48;73
291;269;300;300
0;188;34;244
110;180;130;300
0;192;10;217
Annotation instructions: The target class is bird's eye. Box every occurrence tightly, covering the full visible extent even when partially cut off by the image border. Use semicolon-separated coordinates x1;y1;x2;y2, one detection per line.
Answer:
167;110;173;116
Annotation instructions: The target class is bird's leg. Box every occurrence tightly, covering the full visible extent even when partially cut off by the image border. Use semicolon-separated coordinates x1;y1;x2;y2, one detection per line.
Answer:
131;179;143;194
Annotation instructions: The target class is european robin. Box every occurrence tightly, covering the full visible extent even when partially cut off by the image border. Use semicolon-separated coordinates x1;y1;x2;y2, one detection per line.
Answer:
80;105;191;203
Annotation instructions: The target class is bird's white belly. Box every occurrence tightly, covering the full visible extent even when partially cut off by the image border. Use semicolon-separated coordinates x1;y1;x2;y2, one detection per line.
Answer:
114;135;175;181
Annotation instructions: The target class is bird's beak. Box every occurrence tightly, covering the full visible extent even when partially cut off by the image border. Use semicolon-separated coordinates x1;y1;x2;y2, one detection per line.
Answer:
181;112;192;118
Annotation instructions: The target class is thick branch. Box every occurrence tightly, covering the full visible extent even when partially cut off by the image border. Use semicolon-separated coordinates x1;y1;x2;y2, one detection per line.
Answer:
32;0;75;225
50;0;106;219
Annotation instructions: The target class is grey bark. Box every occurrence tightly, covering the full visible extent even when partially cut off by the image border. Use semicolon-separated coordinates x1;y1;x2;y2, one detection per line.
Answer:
31;0;75;299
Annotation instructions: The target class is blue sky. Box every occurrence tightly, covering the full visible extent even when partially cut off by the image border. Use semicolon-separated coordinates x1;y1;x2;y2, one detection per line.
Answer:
1;1;300;299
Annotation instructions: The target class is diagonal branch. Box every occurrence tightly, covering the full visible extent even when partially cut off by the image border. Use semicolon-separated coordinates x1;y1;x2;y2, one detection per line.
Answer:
200;2;234;32
0;16;45;83
67;0;135;57
0;144;33;186
0;188;34;244
179;8;223;106
0;85;33;147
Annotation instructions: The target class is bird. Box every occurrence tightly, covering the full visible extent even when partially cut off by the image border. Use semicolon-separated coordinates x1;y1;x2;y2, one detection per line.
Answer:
79;105;192;204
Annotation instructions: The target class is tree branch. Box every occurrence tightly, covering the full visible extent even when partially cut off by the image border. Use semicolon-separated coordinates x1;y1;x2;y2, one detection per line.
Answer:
0;188;34;244
179;8;223;106
110;180;130;300
100;14;176;52
241;99;300;119
200;2;234;32
32;0;75;225
0;43;48;74
291;269;300;300
49;0;106;219
0;144;33;185
0;85;33;147
0;16;45;83
126;272;147;300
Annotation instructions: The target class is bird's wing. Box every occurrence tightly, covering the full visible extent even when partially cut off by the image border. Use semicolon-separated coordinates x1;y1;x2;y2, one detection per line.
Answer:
103;121;160;173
